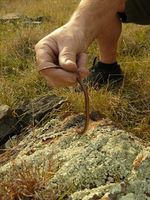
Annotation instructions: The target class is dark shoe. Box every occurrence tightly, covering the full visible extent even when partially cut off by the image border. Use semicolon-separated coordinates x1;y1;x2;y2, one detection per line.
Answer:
87;57;124;88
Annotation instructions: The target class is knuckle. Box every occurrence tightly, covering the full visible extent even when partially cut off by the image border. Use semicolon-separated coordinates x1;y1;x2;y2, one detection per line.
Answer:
35;39;47;51
35;42;42;51
61;51;73;57
60;51;75;62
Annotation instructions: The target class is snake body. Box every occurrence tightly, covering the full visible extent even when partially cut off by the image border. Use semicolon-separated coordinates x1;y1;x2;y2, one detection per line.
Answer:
76;72;90;134
39;66;90;134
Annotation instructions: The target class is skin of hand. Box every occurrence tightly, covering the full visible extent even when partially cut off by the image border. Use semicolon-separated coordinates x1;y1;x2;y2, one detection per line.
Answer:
35;0;124;87
35;23;89;87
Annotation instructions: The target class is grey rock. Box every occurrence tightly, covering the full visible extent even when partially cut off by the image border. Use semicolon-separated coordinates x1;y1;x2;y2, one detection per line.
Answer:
0;119;149;200
0;95;66;147
0;13;51;25
26;16;51;24
62;114;85;130
24;20;42;25
34;16;51;22
0;105;18;146
0;13;21;22
15;94;66;128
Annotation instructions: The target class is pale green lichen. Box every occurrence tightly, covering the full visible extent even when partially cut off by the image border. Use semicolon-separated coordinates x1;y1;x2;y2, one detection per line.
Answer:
46;126;143;194
0;119;149;200
120;193;136;200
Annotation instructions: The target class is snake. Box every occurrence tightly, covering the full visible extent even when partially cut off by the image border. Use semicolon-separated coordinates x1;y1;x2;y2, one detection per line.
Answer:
39;66;90;134
76;72;90;134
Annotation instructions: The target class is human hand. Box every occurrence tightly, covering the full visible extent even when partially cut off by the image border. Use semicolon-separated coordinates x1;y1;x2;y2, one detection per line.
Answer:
35;23;89;87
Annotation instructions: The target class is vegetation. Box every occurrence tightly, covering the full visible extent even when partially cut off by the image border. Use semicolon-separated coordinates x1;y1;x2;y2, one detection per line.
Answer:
1;1;150;199
0;160;67;200
1;0;150;143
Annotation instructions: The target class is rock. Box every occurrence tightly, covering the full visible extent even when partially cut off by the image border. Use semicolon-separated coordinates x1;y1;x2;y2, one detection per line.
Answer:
89;111;105;121
0;13;21;22
0;118;149;199
23;16;51;25
62;114;85;130
0;105;18;146
0;13;51;25
4;135;19;149
23;20;42;25
0;95;66;147
33;16;51;22
15;94;66;128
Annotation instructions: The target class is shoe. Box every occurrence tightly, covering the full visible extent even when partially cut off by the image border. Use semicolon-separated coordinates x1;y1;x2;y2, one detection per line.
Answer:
87;57;124;88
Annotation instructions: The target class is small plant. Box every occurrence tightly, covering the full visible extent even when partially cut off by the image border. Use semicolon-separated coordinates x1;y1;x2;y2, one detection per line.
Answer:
0;160;54;200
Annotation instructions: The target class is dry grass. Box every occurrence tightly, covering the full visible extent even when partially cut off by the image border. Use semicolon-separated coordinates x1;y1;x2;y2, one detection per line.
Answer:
0;0;150;143
0;159;75;200
54;25;150;142
0;2;150;199
0;0;78;106
0;160;55;200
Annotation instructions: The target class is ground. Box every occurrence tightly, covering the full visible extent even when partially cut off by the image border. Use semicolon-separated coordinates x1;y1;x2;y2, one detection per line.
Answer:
1;0;150;141
0;117;150;199
0;1;150;199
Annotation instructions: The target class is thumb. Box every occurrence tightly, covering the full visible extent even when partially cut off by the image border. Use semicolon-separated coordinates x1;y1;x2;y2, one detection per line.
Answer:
77;52;89;79
59;46;77;72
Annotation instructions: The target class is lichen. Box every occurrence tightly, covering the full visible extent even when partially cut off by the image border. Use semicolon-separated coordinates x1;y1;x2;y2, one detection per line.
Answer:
0;119;149;200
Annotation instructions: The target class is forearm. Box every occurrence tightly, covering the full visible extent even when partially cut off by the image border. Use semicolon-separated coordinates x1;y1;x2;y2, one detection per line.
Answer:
68;0;123;47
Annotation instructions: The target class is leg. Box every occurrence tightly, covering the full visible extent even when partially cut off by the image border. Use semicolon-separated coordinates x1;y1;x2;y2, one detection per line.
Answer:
87;1;126;87
88;13;124;87
96;2;125;63
96;15;121;63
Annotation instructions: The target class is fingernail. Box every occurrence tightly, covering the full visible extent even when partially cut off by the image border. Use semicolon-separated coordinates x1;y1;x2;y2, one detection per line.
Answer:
66;60;75;65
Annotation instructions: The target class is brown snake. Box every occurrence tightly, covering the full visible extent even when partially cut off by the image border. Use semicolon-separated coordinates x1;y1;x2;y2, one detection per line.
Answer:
76;72;90;134
39;66;90;134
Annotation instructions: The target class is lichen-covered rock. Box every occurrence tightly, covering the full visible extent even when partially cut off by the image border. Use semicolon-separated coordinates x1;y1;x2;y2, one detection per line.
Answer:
0;118;149;199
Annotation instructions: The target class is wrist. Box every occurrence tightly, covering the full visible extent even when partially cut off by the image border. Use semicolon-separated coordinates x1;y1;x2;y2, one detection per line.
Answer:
68;0;103;45
68;0;121;47
68;19;98;48
66;18;97;50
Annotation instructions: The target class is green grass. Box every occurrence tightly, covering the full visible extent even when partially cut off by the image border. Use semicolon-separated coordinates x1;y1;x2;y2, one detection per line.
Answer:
0;0;150;142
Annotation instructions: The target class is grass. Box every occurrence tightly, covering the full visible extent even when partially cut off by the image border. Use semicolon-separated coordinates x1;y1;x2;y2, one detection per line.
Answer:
0;0;150;143
0;155;75;199
0;1;150;199
0;160;59;200
54;25;150;141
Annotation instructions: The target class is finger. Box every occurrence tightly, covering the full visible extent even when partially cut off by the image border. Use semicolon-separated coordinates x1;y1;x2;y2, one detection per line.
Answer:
59;41;78;73
40;67;77;87
35;38;78;87
77;52;90;79
35;37;58;71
